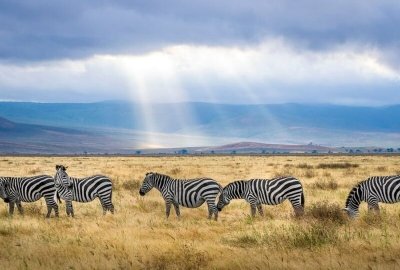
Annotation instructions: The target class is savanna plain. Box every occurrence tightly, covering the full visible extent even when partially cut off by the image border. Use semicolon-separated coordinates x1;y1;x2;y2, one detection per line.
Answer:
1;155;400;270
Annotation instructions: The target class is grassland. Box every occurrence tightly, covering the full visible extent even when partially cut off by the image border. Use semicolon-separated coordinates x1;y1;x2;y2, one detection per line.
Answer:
1;155;400;269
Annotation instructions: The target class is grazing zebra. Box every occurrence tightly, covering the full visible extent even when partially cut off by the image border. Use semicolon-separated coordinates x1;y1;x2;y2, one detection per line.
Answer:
344;175;400;218
0;175;59;218
217;176;305;217
54;165;114;216
139;172;223;220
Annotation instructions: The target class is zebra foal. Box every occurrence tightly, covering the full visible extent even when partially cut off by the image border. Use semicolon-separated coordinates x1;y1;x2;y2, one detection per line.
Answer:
344;175;400;218
54;165;114;216
139;172;222;220
217;176;305;217
0;175;59;218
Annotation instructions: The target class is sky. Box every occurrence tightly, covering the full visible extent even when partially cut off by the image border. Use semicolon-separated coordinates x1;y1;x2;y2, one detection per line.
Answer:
0;0;400;105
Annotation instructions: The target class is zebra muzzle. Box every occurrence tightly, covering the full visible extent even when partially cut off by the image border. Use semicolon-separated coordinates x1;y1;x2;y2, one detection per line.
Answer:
4;198;10;203
139;191;145;196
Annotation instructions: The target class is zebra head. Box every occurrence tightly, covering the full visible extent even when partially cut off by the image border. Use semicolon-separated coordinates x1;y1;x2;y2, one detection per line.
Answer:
54;165;71;188
343;184;362;218
217;189;231;211
0;179;10;203
139;172;155;196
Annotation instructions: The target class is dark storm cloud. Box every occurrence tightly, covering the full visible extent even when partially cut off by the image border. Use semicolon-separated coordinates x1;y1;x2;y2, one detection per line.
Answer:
1;0;399;61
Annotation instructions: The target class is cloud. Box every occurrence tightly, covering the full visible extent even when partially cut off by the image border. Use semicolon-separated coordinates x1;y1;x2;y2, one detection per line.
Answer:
0;0;399;63
0;39;398;105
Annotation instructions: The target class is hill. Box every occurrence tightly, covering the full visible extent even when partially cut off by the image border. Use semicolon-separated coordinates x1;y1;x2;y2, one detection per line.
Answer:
0;101;400;150
0;116;127;154
196;141;333;153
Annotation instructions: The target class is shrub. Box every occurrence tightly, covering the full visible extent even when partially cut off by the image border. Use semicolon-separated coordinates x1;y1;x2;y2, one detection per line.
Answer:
377;166;387;172
25;204;43;216
297;163;313;169
122;179;141;191
307;201;347;224
143;244;209;270
311;179;338;190
288;222;339;249
317;163;359;169
169;168;182;175
302;169;316;178
28;167;41;174
227;221;340;250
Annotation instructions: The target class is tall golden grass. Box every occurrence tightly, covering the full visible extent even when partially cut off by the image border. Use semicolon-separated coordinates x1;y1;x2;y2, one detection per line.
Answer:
0;155;400;269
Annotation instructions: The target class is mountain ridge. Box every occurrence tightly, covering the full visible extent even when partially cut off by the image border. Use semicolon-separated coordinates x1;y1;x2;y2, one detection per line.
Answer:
0;101;400;149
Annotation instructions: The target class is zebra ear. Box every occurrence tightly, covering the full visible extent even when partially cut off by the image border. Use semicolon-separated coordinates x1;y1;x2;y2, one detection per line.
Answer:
56;165;60;170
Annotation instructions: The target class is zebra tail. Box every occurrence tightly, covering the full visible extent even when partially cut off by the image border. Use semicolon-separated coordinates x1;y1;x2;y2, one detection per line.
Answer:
301;191;305;208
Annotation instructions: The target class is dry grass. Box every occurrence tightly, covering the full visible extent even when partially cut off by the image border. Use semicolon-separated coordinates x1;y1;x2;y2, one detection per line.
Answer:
311;179;339;190
0;155;400;269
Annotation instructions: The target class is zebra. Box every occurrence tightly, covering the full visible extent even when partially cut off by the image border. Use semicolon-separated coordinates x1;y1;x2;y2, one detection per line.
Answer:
139;172;223;220
0;175;59;218
217;176;305;217
54;165;114;216
344;175;400;218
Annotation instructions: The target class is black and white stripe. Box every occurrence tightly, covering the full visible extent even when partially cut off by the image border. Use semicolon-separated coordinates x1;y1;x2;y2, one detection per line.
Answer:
139;172;223;220
0;175;59;218
54;165;114;216
344;175;400;218
217;176;305;217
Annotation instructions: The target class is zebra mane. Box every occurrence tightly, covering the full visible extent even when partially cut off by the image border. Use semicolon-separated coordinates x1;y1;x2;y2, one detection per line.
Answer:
345;182;362;208
224;180;247;191
147;172;172;180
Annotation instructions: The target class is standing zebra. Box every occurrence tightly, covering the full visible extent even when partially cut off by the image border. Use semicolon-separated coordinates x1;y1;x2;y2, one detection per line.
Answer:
344;175;400;218
139;172;223;220
0;175;59;218
54;165;114;216
217;176;305;217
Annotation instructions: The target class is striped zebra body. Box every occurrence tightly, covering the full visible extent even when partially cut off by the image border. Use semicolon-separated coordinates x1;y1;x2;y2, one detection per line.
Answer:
0;175;59;218
344;175;400;218
54;165;114;216
139;172;222;220
217;176;305;217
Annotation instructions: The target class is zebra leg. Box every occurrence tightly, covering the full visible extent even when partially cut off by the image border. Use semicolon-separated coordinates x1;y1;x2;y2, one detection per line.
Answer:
66;200;74;217
98;193;114;215
70;202;74;217
109;203;115;214
288;195;304;216
172;201;180;218
257;204;264;216
54;203;59;217
165;200;172;218
249;203;257;217
206;200;218;221
100;199;107;215
44;196;58;218
16;201;24;215
8;202;15;215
